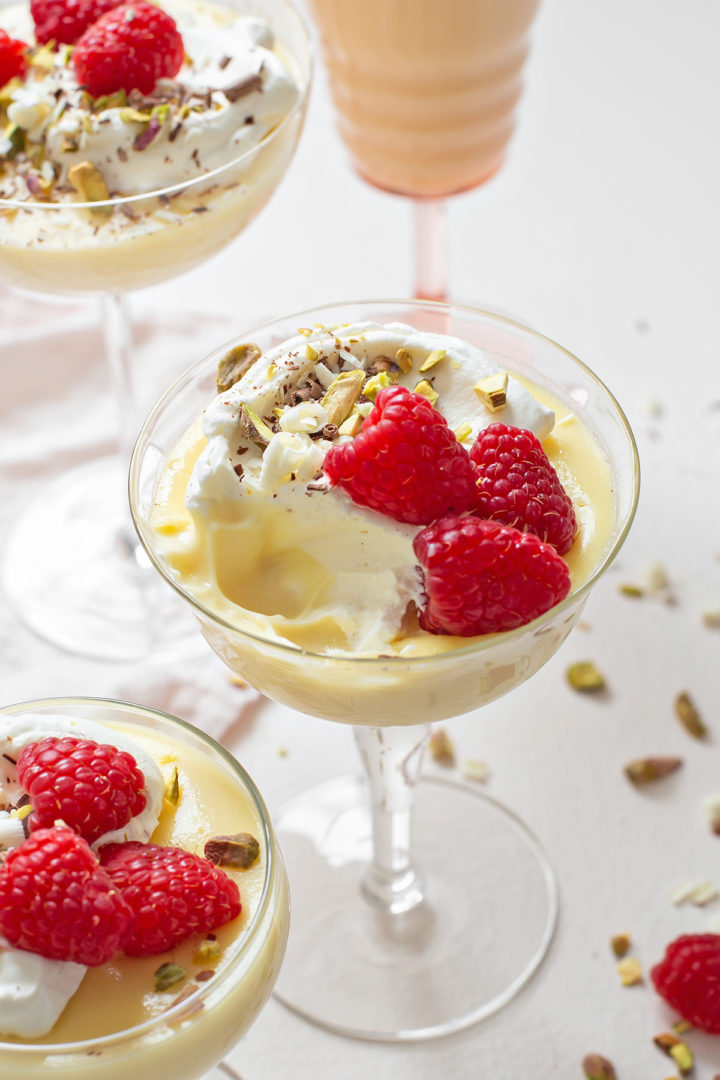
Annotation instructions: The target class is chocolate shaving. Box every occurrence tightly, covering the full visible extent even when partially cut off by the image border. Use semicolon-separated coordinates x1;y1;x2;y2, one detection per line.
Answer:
219;55;232;70
117;146;128;162
223;67;263;103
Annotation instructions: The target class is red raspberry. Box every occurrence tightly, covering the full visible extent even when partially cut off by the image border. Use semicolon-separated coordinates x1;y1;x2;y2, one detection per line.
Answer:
324;386;478;526
30;0;121;46
100;842;242;956
470;424;577;555
73;1;184;98
651;934;720;1033
413;514;571;635
0;29;28;87
0;827;130;966
17;735;147;846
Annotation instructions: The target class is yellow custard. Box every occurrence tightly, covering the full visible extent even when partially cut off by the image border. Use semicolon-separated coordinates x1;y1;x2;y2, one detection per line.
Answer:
150;375;615;657
0;717;289;1080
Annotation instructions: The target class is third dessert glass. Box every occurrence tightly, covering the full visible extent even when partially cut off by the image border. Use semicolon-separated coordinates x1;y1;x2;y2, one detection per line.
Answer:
306;0;541;299
130;300;640;1041
0;0;311;659
0;696;289;1079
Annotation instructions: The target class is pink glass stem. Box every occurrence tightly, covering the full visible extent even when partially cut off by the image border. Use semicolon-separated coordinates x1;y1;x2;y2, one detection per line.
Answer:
101;291;137;464
413;198;448;301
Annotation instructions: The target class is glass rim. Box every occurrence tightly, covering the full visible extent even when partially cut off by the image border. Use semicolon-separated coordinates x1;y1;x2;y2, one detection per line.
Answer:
130;297;641;667
0;0;313;213
0;694;279;1056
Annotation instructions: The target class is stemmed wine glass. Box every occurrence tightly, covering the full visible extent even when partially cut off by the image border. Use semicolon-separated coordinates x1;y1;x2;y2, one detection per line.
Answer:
0;0;312;660
0;696;289;1080
306;0;541;300
130;299;639;1041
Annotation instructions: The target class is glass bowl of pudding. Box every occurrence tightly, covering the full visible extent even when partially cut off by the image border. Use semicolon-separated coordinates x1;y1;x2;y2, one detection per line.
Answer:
0;696;289;1079
130;300;640;1041
0;0;312;660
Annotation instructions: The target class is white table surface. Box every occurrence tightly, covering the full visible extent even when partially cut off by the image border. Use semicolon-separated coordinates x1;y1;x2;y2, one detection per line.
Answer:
1;0;720;1076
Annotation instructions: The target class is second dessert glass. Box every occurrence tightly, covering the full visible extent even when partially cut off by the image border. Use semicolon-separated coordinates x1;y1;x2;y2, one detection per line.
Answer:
0;696;289;1080
130;300;640;1041
0;0;312;660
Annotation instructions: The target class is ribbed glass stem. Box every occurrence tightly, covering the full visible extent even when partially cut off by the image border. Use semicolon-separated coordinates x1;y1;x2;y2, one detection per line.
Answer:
413;198;447;301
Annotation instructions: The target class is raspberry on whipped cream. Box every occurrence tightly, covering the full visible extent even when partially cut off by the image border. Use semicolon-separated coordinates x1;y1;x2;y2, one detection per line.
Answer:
0;0;300;202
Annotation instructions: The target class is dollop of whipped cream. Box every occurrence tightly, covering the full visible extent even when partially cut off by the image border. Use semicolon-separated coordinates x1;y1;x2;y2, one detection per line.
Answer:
0;713;164;1039
1;7;299;197
177;322;556;654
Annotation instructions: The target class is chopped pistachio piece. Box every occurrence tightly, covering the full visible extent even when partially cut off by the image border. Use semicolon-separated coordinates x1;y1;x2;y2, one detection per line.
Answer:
356;401;373;417
672;1020;692;1035
119;106;153;124
362;371;393;402
164;765;180;807
0;77;22;108
27;42;56;70
296;327;313;336
154;962;186;992
674;690;706;739
654;1033;694;1075
453;422;473;444
68;160;110;203
395;347;413;373
322;370;365;426
619;583;644;598
414;379;439;406
419;348;447;373
610;933;631;958
428;728;454;766
10;804;31;821
2;123;24;160
702;609;720;629
204;832;260;869
624;756;683;786
338;412;364;437
305;344;319;361
566;661;606;692
92;89;128;112
462;758;489;783
473;372;509;412
238;404;274;447
193;939;222;965
616;956;643;986
229;673;247;688
216;342;261;392
582;1053;616;1080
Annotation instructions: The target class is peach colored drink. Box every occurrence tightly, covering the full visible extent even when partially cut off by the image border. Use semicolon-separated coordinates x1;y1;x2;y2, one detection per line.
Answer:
308;0;540;197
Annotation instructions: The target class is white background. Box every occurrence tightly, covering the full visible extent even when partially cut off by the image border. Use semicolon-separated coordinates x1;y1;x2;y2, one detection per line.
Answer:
1;0;719;1075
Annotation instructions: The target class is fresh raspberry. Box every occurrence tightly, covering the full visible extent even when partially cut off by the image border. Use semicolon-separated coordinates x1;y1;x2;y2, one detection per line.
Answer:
651;934;720;1033
413;514;571;635
30;0;121;46
470;424;577;555
0;29;28;87
0;827;130;966
17;735;147;846
324;386;478;526
73;1;184;98
100;842;241;956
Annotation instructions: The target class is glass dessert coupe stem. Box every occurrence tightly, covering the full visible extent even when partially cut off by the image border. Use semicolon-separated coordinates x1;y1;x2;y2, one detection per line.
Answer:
306;0;542;300
130;300;640;1041
0;696;289;1080
0;0;312;661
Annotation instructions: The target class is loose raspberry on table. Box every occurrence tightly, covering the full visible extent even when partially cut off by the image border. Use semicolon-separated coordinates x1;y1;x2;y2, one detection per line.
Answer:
100;842;242;956
73;1;184;98
651;933;720;1033
0;28;28;87
30;0;121;46
413;514;572;636
324;386;478;526
470;424;577;555
0;827;130;966
17;735;147;846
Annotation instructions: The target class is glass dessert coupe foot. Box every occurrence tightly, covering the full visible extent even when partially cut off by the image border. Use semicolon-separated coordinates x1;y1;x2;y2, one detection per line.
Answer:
0;0;311;660
130;300;640;1041
0;696;289;1080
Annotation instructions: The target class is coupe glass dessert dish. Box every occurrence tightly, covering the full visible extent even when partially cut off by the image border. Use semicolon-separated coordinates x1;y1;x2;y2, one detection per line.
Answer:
0;0;311;659
305;0;541;298
0;696;289;1080
131;300;639;1041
